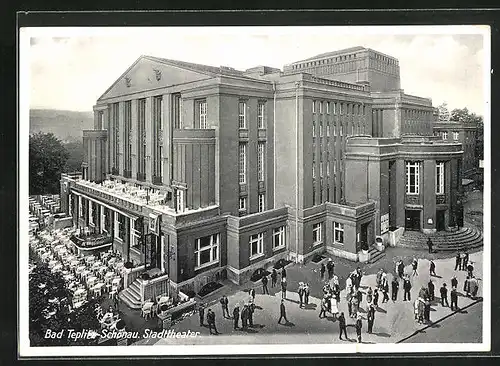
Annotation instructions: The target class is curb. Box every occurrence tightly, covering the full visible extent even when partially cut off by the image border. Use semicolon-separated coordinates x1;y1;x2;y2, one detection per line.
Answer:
396;297;483;343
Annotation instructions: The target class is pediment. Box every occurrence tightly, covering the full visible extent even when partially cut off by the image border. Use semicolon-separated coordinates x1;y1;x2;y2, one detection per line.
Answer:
98;56;213;101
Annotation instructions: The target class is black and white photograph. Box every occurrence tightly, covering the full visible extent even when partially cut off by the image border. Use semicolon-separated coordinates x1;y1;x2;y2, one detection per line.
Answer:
18;24;490;356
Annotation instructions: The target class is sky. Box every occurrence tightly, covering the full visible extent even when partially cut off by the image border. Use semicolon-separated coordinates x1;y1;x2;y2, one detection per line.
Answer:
24;26;489;115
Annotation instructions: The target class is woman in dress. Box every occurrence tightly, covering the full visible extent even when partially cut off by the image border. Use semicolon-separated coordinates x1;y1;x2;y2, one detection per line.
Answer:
330;296;339;320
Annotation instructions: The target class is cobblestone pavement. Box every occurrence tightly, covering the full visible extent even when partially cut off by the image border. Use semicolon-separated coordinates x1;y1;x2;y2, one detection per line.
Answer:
140;250;483;346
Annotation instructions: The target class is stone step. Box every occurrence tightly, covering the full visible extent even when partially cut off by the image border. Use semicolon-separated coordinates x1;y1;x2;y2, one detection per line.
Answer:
119;292;142;310
399;226;483;253
368;246;385;264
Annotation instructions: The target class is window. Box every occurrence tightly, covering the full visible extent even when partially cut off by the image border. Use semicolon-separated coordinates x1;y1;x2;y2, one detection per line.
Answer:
273;226;285;250
406;161;420;195
313;223;323;245
319;101;323;114
258;193;265;212
258;142;265;182
320;162;323;177
312;123;316;138
249;232;264;258
173;94;182;129
258;102;265;129
333;102;337;115
442;131;448;141
334;222;344;244
340;124;343;136
327;162;330;176
78;196;83;218
176;189;184;212
333;124;337;136
88;201;93;226
239;143;247;183
326;122;330;137
436;162;445;195
239;197;247;210
312;165;316;179
238;101;246;129
312;100;316;113
326;102;330;114
319;122;323;137
199;100;207;129
195;234;220;268
98;111;104;129
453;132;459;141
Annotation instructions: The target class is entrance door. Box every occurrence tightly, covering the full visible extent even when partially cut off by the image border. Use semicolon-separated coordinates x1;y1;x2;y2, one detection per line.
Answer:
436;210;446;231
405;210;421;231
360;223;369;251
148;235;162;269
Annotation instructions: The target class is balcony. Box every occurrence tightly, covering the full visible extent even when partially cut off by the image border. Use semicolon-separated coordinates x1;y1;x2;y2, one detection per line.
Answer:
137;172;146;182
70;232;113;250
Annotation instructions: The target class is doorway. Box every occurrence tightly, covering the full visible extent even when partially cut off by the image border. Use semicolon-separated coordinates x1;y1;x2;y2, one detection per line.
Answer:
436;210;446;231
145;234;162;270
405;209;421;231
360;222;369;251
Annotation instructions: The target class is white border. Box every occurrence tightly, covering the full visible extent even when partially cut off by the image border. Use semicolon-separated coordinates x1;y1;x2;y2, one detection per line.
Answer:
19;25;491;357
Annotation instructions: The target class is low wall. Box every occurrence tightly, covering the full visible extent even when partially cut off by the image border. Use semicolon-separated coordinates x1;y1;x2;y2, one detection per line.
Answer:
326;246;358;262
140;274;170;303
226;250;288;285
123;266;144;288
389;227;405;247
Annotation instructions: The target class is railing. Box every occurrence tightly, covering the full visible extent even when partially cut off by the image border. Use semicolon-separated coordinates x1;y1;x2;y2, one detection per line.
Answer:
123;265;145;289
306;74;366;91
140;273;170;303
70;233;113;249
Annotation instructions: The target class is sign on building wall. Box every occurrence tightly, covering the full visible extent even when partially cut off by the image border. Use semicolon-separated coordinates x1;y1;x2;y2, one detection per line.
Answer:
381;213;389;234
149;213;160;236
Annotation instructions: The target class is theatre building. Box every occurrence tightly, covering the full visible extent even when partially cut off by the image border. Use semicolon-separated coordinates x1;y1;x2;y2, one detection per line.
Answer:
59;46;465;303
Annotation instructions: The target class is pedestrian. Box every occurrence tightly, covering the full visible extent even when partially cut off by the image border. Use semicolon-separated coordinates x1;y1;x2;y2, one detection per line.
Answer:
356;287;363;304
373;288;379;307
281;277;287;299
233;306;240;329
451;275;458;289
428;279;435;301
467;262;474;278
271;268;278;287
366;287;373;306
463;252;469;271
440;283;449;307
469;277;479;298
304;283;310;305
427;237;433;254
464;275;471;297
338;312;348;340
450;287;458;311
281;266;287;279
355;314;363;343
376;269;383;289
220;295;230;318
356;267;363;287
430;260;436;276
417;298;425;323
327;259;334;279
403;276;412;301
455;252;461;271
319;297;328;318
320;263;326;280
250;288;256;302
345;275;353;295
424;297;431;322
391;277;399;301
198;304;205;327
351;296;359;318
382;280;389;303
261;274;269;294
248;303;254;327
367;304;375;334
298;283;304;308
278;299;288;324
398;260;405;279
241;305;248;329
412;258;418;276
347;293;353;317
207;309;218;335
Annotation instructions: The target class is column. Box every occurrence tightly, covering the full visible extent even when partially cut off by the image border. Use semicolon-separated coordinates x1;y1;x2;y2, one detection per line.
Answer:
100;205;105;234
422;160;436;233
395;159;406;227
163;94;171;184
145;97;153;183
118;101;125;175
131;99;138;179
103;107;110;173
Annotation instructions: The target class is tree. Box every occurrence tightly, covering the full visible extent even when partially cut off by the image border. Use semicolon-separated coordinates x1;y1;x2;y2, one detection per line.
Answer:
29;132;69;195
450;108;484;161
63;140;84;173
437;102;451;122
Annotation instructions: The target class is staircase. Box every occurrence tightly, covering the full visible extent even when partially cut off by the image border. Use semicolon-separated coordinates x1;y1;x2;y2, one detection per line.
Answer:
118;279;142;309
368;246;386;264
398;226;483;252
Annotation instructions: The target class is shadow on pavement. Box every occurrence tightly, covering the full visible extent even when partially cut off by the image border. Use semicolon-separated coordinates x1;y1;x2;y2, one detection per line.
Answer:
372;332;391;337
283;321;295;327
303;303;317;310
376;307;387;313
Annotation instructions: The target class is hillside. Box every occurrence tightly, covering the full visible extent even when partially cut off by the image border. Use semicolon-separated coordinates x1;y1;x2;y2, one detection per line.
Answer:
30;109;94;143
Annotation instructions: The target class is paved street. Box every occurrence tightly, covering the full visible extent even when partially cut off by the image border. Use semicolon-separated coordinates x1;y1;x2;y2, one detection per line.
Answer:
403;301;483;343
143;250;483;346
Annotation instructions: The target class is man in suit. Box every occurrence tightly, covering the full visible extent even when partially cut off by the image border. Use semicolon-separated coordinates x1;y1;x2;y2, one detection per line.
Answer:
271;268;278;287
451;275;458;289
428;279;435;301
261;275;269;295
355;314;363;343
248;303;255;327
450;287;459;311
455;252;461;271
233;306;240;330
391;277;399;301
304;283;310;305
403;276;412;301
367;304;375;334
440;283;449;307
430;260;437;277
298;283;304;308
427;238;433;254
198;304;205;327
250;288;256;302
207;309;218;335
241;305;248;329
338;312;348;340
278;299;288;324
220;295;230;318
281;277;287;299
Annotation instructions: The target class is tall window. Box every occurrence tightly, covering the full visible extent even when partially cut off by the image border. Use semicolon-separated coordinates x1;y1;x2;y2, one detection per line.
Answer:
319;101;323;114
326;101;330;114
239;143;247;184
249;232;264;258
273;226;285;250
312;122;316;138
153;96;163;181
333;222;344;244
257;102;265;129
239;197;247;211
198;100;207;129
137;99;146;178
327;122;330;137
124;101;132;173
406;161;420;195
313;223;323;245
112;103;119;172
238;101;246;129
173;93;182;129
436;162;445;194
176;189;184;212
258;193;265;212
195;234;220;268
453;131;459;141
319;122;323;137
98;111;104;129
258;142;265;182
442;131;448;141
